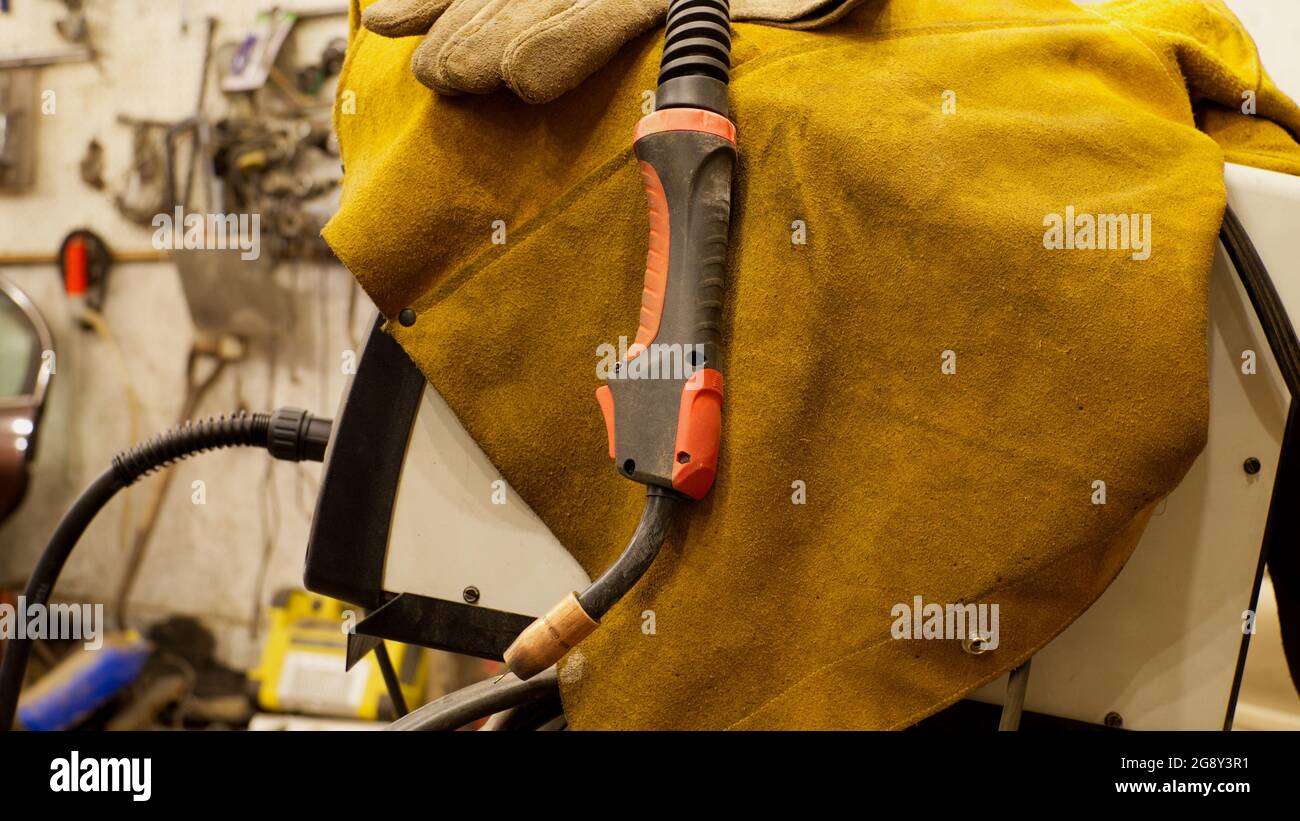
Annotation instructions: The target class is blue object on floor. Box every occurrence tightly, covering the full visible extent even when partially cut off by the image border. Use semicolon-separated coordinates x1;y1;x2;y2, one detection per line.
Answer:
18;635;151;731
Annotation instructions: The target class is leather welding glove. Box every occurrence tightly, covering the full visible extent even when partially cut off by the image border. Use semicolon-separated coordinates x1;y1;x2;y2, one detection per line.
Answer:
361;0;865;104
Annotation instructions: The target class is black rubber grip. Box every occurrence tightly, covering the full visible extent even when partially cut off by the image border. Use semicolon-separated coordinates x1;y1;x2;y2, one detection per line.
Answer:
605;126;735;494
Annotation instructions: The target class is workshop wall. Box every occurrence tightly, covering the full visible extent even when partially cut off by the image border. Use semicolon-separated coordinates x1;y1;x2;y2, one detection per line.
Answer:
0;1;355;669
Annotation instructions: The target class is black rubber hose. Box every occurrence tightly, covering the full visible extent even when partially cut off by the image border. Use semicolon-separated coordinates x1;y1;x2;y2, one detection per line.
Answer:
578;490;677;620
387;667;560;731
113;413;272;481
0;410;329;731
0;468;122;730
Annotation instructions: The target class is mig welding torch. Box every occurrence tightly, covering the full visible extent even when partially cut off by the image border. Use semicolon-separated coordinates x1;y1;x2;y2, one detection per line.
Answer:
502;0;738;680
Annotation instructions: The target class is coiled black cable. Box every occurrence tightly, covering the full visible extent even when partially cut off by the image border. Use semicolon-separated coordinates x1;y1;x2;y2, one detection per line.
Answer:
0;408;330;730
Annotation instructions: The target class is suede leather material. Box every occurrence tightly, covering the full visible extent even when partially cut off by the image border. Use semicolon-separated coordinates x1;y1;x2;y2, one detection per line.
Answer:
327;0;1300;728
752;0;865;28
362;0;453;37
363;0;868;102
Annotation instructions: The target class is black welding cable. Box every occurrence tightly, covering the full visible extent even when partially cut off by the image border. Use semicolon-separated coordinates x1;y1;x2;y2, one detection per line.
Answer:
0;468;123;730
0;409;331;731
578;488;677;620
388;667;560;731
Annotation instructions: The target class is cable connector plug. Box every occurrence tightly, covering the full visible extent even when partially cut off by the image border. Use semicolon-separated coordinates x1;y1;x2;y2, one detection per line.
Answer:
267;407;332;463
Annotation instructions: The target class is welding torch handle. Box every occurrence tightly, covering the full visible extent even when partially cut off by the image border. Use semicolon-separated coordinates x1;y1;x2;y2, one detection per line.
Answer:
506;121;737;680
596;113;736;501
504;0;737;682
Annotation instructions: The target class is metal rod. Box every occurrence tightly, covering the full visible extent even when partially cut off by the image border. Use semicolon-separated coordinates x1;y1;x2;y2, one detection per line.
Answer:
0;250;170;266
0;46;95;70
998;658;1033;731
373;642;409;718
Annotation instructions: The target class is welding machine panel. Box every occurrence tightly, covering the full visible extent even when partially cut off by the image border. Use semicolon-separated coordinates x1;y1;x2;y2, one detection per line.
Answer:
304;318;589;661
972;164;1300;729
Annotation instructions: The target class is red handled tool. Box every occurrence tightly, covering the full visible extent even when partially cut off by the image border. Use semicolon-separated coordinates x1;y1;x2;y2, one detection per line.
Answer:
57;229;111;327
504;0;737;680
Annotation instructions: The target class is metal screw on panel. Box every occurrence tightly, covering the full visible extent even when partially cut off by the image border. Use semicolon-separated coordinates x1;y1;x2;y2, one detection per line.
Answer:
962;632;993;656
1243;457;1261;475
462;586;480;604
398;308;417;327
1104;712;1124;728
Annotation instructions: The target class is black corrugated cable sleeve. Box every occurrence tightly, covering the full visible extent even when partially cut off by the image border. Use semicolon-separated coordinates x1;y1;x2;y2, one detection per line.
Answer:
112;413;272;483
0;408;332;731
653;0;733;115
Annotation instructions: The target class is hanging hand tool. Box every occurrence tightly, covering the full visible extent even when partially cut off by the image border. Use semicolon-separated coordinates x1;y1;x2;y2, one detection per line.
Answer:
503;0;738;680
57;229;111;327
